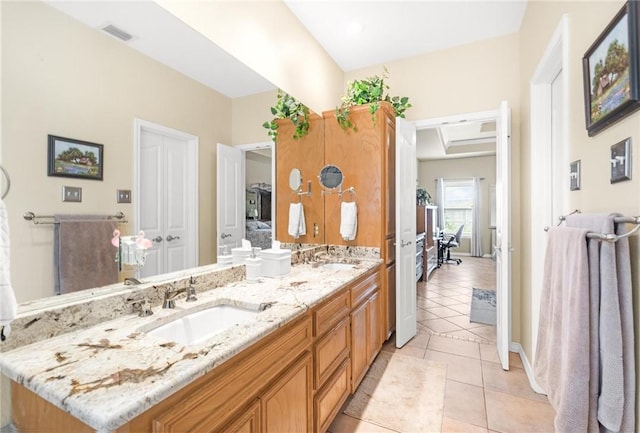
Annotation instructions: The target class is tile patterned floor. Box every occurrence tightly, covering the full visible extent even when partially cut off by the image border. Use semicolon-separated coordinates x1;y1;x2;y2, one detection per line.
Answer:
328;257;557;433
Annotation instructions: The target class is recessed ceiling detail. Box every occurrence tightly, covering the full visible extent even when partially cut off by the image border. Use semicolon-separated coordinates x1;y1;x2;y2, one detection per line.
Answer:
100;24;134;42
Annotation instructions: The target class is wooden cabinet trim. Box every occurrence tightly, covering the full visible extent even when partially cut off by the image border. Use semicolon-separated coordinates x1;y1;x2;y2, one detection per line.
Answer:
313;358;350;433
350;270;381;308
313;316;350;390
313;288;350;337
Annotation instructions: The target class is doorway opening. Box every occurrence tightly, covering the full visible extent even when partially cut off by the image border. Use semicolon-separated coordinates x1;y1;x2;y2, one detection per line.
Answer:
412;104;511;369
240;142;274;250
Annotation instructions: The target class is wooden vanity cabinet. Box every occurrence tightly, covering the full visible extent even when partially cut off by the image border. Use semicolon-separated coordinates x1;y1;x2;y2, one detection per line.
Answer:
10;267;386;433
349;269;383;392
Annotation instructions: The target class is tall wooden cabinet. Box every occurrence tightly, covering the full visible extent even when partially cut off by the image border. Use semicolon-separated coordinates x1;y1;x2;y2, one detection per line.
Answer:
274;102;396;338
323;102;396;338
275;114;325;244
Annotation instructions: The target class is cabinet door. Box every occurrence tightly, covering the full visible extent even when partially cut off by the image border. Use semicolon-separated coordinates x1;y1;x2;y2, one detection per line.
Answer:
367;291;382;365
350;301;368;392
262;353;312;433
219;401;261;433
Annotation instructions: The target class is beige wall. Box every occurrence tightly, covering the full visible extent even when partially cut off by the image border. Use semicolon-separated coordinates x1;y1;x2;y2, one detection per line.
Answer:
519;0;640;422
246;152;272;186
157;1;344;115
232;90;277;145
418;156;497;256
1;1;231;304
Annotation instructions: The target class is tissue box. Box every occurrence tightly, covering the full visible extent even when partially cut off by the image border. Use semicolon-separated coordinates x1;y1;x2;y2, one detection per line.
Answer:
231;247;261;264
260;248;291;277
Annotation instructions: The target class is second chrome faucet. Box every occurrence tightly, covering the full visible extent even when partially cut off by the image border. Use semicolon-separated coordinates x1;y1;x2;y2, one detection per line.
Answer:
162;278;198;309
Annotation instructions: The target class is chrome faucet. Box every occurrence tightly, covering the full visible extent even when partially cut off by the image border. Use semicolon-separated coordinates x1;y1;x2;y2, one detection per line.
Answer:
162;285;198;308
129;298;153;317
186;276;198;302
124;277;142;285
162;286;187;309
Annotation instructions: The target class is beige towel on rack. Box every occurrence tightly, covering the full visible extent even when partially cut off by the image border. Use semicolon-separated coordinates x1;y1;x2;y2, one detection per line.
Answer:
287;203;306;238
0;199;17;336
567;214;635;433
534;226;590;433
340;201;357;241
54;215;118;294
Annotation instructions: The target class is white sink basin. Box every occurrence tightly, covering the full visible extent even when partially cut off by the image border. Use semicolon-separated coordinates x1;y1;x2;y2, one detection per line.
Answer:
147;305;259;346
321;262;355;271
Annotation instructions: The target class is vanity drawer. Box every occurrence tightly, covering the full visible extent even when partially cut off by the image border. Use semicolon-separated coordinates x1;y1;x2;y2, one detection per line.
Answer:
350;270;381;308
314;289;350;337
314;317;350;389
314;358;351;433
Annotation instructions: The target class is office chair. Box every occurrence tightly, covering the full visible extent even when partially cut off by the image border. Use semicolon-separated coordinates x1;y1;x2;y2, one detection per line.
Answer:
440;224;464;265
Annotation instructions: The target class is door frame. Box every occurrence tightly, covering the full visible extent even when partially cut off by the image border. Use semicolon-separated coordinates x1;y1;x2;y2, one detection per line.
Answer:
413;108;512;356
529;15;568;393
133;118;199;272
236;141;276;235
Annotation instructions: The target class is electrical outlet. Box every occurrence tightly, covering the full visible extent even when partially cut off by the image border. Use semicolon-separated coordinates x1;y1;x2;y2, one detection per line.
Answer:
62;186;82;202
117;189;131;203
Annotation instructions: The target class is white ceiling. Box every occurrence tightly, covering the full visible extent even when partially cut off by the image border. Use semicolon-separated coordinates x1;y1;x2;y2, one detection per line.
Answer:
45;0;526;159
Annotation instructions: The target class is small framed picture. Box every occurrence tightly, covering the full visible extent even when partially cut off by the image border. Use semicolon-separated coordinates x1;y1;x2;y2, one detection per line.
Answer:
610;137;632;183
48;135;104;181
570;160;581;191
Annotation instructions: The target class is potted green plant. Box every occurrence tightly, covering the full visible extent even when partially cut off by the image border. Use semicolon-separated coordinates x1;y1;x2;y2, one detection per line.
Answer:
335;67;412;131
263;89;310;141
416;187;432;206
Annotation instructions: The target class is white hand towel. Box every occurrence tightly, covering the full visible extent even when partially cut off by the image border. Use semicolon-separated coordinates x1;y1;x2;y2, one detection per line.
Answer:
340;202;358;241
288;203;306;238
0;200;17;336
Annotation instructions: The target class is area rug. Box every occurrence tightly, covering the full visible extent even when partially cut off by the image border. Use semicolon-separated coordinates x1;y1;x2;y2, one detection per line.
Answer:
470;288;497;325
344;351;446;432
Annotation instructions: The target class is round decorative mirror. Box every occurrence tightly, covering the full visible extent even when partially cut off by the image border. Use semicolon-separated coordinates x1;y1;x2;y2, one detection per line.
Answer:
289;168;302;191
318;165;343;190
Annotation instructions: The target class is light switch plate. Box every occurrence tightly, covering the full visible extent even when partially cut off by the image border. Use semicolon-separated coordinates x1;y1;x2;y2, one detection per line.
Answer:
569;160;581;191
610;137;631;183
117;189;131;203
62;186;82;202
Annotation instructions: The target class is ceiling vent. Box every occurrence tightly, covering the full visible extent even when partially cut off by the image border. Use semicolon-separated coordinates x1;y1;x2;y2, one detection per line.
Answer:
100;24;134;42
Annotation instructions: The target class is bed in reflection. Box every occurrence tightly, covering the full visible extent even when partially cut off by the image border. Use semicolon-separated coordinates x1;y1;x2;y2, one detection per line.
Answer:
245;220;273;250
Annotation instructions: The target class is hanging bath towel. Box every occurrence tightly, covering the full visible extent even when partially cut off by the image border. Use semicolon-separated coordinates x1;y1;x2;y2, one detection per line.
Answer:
340;201;358;241
288;203;306;238
0;199;17;337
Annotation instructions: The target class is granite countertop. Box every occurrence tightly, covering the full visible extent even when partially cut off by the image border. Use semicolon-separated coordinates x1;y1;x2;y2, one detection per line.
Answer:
0;258;380;432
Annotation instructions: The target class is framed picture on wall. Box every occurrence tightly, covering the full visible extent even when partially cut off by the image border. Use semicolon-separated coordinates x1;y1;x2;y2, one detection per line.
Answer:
582;0;640;136
47;135;104;181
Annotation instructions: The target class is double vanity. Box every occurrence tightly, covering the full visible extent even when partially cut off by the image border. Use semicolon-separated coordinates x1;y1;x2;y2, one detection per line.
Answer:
0;246;386;433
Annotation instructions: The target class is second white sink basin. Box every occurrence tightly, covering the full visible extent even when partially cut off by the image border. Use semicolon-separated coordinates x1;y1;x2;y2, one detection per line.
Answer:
322;262;355;271
147;305;259;346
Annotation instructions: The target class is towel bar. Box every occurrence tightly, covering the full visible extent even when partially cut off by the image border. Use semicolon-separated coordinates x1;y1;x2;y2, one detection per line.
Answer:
23;211;128;225
544;211;640;242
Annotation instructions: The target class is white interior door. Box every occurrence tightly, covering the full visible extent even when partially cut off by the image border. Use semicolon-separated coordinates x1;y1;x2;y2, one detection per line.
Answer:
136;120;198;278
395;117;417;348
495;101;512;370
216;143;245;254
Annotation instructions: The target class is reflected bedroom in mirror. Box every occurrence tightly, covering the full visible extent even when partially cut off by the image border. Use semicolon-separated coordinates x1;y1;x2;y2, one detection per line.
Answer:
245;148;273;250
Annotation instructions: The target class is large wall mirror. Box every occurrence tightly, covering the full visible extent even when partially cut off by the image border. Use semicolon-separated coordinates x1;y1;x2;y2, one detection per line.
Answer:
1;1;282;305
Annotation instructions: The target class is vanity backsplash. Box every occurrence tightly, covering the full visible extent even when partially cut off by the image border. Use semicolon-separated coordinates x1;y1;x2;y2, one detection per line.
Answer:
1;245;380;353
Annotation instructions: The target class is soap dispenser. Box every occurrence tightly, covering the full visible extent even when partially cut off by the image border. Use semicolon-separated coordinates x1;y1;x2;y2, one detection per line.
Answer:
217;245;233;267
245;247;262;282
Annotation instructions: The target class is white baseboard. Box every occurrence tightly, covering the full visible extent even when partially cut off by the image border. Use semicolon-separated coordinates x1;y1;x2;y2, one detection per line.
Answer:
510;342;546;394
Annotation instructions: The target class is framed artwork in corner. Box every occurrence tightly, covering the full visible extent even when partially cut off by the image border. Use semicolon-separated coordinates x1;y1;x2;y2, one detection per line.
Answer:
47;135;104;181
582;1;640;136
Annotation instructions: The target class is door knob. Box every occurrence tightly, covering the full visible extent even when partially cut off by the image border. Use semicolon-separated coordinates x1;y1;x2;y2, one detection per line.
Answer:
401;240;413;247
152;236;163;243
221;233;232;239
166;235;180;242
